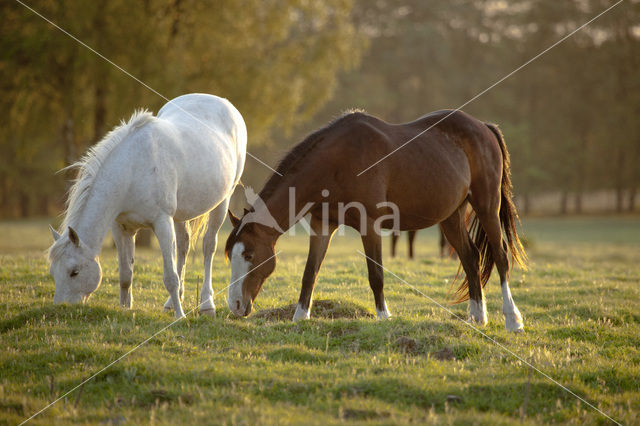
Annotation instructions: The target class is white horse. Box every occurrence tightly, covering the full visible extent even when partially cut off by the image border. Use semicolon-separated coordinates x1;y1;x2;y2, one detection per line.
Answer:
48;93;246;318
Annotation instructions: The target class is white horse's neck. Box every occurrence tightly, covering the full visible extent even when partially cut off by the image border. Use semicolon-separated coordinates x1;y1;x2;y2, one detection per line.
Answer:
60;110;155;256
66;181;121;257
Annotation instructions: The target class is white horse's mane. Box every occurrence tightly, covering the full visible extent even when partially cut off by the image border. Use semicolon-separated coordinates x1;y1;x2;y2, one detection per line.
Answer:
49;109;154;262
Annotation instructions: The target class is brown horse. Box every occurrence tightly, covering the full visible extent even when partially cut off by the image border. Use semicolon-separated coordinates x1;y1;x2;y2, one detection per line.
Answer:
225;109;527;331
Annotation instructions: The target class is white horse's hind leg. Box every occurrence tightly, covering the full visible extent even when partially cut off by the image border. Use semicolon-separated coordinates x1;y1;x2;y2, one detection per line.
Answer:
199;200;229;317
113;224;135;309
154;215;186;319
164;222;190;311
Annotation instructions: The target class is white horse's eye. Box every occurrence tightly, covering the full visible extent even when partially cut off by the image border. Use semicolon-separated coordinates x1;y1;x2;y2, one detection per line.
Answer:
70;269;79;277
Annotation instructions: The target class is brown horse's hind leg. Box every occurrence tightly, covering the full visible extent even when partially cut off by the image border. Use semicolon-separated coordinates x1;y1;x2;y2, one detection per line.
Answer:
475;209;524;332
440;204;487;325
361;222;390;319
293;216;337;321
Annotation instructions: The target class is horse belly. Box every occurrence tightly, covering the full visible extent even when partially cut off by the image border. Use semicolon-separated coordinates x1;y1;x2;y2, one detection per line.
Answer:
386;145;470;229
175;153;234;220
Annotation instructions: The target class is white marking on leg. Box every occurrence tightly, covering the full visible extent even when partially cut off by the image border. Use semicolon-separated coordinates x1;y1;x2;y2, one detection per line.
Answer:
293;302;310;321
227;242;250;316
501;280;524;332
468;298;487;325
376;300;391;320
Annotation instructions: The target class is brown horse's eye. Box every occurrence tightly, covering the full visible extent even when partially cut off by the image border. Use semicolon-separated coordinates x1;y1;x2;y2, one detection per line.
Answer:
70;269;79;278
243;252;254;262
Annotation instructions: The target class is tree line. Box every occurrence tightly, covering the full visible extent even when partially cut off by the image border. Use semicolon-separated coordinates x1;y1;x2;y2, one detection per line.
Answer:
1;0;638;218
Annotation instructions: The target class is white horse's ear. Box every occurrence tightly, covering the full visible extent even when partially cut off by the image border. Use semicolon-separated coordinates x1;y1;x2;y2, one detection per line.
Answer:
68;227;80;247
228;210;241;227
49;225;61;241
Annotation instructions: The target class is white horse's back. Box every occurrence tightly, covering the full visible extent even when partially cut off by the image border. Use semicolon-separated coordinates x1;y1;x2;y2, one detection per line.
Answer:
114;94;247;223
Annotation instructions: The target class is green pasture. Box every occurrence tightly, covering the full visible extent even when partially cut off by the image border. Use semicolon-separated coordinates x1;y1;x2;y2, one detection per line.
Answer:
1;217;639;425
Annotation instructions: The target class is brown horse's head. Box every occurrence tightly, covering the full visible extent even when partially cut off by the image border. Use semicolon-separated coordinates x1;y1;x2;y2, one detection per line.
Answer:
224;210;277;316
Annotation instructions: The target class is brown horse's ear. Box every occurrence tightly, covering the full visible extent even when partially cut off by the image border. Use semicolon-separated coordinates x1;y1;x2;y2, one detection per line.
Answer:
68;227;80;247
228;210;241;227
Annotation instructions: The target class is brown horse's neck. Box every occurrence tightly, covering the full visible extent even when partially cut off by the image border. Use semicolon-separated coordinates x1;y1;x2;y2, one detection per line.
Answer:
258;174;315;238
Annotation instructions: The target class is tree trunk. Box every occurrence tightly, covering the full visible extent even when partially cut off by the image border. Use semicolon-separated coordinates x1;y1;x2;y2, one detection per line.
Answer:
615;148;625;213
38;195;50;216
93;83;106;143
575;192;583;214
616;187;625;213
19;192;29;218
629;187;636;212
560;191;569;215
93;1;107;144
61;117;76;179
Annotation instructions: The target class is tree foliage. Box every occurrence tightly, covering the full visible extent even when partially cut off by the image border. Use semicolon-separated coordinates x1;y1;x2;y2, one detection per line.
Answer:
1;0;639;217
308;0;640;213
0;0;364;217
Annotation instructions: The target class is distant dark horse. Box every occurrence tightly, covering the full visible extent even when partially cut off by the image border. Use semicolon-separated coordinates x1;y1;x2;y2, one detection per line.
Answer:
390;226;455;259
225;110;527;331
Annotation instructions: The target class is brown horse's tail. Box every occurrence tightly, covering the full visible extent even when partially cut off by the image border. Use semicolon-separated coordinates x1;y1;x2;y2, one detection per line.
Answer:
451;123;527;303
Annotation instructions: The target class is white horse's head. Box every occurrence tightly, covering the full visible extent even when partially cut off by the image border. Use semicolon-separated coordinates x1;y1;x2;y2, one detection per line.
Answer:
48;225;102;304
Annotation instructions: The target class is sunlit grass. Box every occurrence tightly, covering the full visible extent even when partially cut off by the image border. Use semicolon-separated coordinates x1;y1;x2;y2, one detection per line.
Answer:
1;217;639;424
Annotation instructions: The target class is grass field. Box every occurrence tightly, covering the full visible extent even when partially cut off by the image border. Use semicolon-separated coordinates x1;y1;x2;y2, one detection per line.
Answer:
1;217;639;425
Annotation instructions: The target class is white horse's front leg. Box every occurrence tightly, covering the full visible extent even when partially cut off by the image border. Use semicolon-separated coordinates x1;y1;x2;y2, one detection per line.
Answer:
113;224;135;309
199;200;229;317
154;216;186;319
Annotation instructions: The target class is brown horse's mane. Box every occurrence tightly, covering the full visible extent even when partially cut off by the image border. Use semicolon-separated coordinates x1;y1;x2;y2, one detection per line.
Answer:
259;109;366;200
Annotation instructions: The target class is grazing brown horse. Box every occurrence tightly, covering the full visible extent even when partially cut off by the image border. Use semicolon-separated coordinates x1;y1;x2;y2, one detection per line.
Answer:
225;109;527;331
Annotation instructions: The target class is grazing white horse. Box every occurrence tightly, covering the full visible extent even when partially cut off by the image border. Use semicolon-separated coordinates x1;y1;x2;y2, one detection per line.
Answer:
48;93;247;318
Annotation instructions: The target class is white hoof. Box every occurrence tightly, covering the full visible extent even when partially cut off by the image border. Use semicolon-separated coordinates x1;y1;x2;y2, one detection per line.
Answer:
293;303;310;322
199;298;216;317
120;290;133;309
468;299;487;325
376;301;391;320
200;308;216;318
504;309;524;332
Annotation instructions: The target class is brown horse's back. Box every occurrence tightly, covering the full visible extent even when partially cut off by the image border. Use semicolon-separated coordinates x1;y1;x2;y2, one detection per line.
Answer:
309;110;501;230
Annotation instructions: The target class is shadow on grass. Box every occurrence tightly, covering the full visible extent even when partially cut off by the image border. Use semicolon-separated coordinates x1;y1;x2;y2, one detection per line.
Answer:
252;299;374;322
331;378;579;419
0;304;156;333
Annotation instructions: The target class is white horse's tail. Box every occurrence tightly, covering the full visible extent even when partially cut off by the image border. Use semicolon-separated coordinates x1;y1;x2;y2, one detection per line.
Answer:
187;213;209;249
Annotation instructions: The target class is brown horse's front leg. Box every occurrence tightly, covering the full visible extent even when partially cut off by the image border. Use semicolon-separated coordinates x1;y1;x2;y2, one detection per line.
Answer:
361;229;390;319
293;217;337;321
